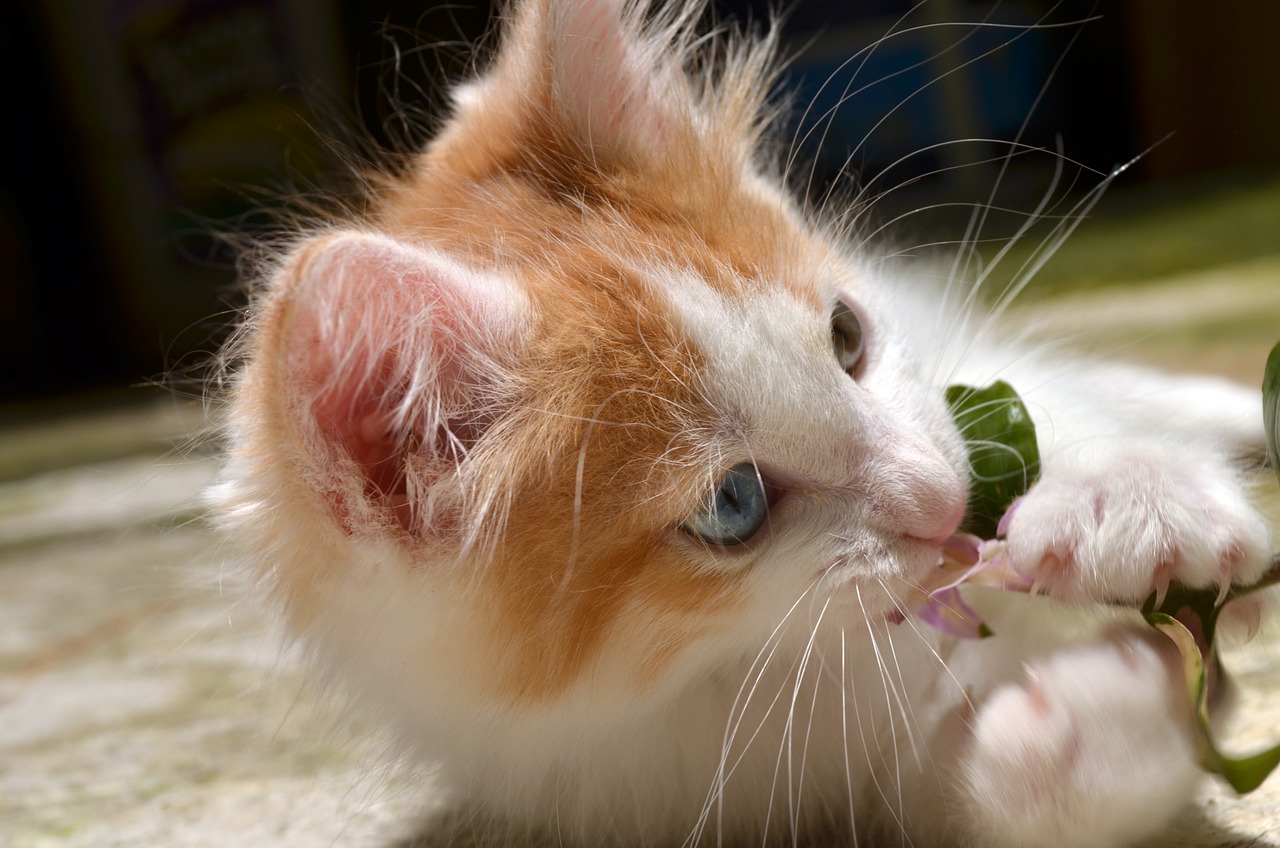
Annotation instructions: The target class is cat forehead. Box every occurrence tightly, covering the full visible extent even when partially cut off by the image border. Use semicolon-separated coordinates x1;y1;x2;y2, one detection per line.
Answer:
646;261;875;471
655;262;830;359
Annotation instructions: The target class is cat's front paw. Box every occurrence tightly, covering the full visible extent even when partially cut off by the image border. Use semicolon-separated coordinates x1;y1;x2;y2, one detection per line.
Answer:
961;632;1199;848
1002;445;1272;603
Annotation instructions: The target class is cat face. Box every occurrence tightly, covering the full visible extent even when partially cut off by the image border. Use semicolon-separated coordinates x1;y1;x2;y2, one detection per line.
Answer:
217;0;968;715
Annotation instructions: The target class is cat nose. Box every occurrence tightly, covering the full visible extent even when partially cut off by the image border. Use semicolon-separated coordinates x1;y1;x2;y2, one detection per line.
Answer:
903;501;966;547
862;439;968;545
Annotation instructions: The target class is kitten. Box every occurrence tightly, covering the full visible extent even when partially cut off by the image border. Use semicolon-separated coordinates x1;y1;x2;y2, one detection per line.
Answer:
211;1;1274;845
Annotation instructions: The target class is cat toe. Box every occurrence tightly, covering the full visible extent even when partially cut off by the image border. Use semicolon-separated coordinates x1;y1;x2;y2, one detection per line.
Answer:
1003;447;1272;603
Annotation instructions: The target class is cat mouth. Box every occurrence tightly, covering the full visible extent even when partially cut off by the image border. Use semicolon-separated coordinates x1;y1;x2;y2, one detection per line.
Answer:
819;528;954;590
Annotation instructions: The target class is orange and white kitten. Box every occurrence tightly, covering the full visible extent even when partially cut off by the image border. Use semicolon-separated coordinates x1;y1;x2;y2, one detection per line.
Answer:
213;1;1273;845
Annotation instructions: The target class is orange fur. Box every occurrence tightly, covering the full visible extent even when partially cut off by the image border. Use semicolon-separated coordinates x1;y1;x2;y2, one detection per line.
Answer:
212;4;1277;845
232;0;835;699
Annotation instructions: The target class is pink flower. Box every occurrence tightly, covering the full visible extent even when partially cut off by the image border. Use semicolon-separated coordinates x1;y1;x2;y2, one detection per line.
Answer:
891;532;1035;639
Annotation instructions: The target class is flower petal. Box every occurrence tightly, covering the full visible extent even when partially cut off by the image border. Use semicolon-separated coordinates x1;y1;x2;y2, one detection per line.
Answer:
941;533;983;567
997;495;1025;538
919;586;993;640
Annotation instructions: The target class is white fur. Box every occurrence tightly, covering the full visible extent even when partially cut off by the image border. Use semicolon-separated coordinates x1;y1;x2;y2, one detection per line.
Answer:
213;1;1276;846
218;242;1272;846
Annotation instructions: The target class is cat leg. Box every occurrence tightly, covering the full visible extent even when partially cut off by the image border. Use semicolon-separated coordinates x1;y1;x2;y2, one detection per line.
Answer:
958;629;1200;848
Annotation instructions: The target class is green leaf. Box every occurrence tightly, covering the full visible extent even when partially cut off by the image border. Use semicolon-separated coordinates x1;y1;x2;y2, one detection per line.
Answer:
946;381;1041;538
1146;610;1280;794
1142;582;1223;646
1264;338;1280;478
1219;743;1280;795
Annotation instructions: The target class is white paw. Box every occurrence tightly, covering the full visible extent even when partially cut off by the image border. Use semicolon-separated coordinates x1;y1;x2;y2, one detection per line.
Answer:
1003;445;1272;603
962;633;1200;848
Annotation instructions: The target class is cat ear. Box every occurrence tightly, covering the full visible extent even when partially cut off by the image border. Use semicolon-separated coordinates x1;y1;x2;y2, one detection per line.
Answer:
550;0;669;155
275;231;525;535
511;0;687;161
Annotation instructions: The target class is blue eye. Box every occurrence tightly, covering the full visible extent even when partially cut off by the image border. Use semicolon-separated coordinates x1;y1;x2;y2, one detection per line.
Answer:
682;463;769;546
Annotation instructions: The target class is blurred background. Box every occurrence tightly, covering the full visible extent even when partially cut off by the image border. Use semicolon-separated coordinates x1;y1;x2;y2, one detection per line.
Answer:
2;0;1278;410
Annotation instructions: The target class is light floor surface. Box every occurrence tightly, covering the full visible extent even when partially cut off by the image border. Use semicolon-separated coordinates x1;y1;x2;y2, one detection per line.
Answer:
4;256;1280;847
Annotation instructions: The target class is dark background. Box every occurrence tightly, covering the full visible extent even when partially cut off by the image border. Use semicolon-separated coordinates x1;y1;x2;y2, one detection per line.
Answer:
3;0;1277;408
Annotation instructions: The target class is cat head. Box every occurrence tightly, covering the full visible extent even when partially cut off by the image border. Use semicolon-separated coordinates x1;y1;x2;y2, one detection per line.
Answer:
216;0;968;718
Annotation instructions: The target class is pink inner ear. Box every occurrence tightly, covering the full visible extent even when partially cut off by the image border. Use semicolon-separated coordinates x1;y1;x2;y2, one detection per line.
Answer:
545;0;670;157
310;348;416;529
281;232;520;534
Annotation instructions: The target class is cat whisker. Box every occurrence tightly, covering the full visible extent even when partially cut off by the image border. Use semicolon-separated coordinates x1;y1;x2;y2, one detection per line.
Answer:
877;637;924;796
856;586;913;839
781;0;909;185
557;385;701;593
970;163;1121;342
938;7;1101;351
850;590;910;841
879;577;973;713
879;619;927;773
787;2;933;200
527;391;695;428
633;311;706;403
790;7;1052;203
936;117;1152;398
687;582;816;847
840;629;860;848
829;140;1100;251
819;12;1098;222
860;188;1091;250
930;143;1071;386
784;597;831;845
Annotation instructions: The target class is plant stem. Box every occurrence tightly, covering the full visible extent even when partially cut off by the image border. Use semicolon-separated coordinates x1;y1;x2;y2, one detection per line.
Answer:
1229;553;1280;602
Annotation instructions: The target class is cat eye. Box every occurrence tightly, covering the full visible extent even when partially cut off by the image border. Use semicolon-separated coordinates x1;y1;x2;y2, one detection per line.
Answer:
682;463;769;547
831;301;865;375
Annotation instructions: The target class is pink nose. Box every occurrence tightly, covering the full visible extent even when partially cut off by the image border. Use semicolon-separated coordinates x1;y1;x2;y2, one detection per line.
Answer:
905;501;966;547
858;426;969;546
867;459;968;545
